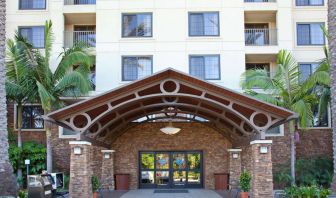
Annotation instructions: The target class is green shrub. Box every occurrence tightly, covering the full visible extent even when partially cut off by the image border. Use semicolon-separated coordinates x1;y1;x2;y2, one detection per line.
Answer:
91;176;100;192
240;170;251;192
273;156;333;189
18;189;28;198
9;141;46;186
284;185;331;198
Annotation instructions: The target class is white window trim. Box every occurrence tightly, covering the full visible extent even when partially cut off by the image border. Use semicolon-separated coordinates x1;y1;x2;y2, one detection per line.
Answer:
58;126;80;139
298;105;332;129
265;124;284;137
14;103;45;131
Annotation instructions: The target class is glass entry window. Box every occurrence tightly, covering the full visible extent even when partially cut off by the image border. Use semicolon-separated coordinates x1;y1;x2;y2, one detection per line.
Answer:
139;151;203;188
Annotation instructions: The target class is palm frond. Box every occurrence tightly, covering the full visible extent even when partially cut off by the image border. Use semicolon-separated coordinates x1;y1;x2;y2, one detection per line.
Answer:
55;71;92;95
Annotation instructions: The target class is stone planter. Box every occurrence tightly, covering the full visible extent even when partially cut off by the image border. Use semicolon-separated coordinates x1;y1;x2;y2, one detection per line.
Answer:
240;192;249;198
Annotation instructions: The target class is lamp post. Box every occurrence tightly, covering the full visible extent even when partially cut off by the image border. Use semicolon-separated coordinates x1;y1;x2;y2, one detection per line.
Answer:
25;159;30;185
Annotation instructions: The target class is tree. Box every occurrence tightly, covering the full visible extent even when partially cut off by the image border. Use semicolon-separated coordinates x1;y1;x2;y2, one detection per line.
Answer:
5;34;37;183
241;50;316;185
328;0;336;192
0;0;18;195
27;20;93;172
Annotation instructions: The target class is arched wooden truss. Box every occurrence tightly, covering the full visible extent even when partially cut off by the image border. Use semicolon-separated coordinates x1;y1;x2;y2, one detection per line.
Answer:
46;69;297;146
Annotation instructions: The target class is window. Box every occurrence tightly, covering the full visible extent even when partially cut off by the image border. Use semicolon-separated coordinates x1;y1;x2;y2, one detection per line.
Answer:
122;56;153;81
189;12;219;36
246;63;271;76
189;55;220;80
59;127;78;138
16;105;44;130
19;26;45;48
19;0;46;10
122;13;152;37
266;125;284;136
298;63;319;83
297;23;325;45
296;0;324;6
298;63;330;128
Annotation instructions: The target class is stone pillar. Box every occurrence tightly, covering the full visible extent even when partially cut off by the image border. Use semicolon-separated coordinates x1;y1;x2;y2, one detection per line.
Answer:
250;140;273;198
69;141;93;198
228;149;242;188
101;150;115;190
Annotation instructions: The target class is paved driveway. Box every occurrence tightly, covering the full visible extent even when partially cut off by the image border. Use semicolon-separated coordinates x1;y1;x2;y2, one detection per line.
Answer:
100;189;233;198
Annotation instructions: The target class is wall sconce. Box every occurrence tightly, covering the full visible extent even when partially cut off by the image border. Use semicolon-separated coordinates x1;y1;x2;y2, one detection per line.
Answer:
260;146;268;154
232;153;239;159
74;147;82;155
104;153;111;159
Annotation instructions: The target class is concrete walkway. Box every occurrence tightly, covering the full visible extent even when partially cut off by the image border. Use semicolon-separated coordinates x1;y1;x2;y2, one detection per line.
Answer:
100;189;232;198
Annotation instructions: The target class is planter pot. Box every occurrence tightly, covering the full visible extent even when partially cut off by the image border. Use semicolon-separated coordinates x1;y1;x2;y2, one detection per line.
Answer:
240;192;249;198
93;192;97;198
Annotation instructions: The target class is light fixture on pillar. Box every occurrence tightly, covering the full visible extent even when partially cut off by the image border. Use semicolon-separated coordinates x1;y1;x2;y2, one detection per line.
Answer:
73;147;82;155
104;153;111;159
232;153;239;159
260;146;268;154
160;122;181;135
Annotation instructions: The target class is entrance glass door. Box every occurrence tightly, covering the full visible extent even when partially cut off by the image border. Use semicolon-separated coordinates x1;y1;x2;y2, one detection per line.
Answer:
139;151;203;188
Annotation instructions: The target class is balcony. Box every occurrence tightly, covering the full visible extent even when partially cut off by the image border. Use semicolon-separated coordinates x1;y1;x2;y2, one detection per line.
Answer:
64;31;96;48
245;29;277;46
64;0;96;5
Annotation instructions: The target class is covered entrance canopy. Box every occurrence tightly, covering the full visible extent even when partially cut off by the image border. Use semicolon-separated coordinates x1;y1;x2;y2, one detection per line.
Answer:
46;68;297;146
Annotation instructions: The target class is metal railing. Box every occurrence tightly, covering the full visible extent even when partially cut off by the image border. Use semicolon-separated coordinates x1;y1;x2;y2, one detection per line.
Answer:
244;0;276;2
64;0;96;5
64;31;96;48
245;28;278;46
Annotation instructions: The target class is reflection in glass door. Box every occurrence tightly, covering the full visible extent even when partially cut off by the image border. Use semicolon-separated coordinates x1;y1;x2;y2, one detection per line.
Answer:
139;151;203;188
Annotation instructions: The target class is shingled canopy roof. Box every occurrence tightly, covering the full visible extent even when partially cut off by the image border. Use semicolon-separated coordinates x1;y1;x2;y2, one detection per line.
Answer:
46;68;297;145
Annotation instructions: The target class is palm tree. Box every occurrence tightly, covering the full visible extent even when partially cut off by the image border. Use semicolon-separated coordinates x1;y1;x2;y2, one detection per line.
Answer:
5;34;37;183
241;50;316;186
328;0;336;192
23;20;93;172
0;0;19;195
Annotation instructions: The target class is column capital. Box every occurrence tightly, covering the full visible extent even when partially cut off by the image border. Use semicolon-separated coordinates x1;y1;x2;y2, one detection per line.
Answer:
227;149;242;152
101;150;115;153
250;140;272;145
69;141;92;146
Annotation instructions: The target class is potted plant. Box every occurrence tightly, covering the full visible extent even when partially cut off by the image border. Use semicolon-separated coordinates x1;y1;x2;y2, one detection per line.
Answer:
92;175;100;198
240;170;251;198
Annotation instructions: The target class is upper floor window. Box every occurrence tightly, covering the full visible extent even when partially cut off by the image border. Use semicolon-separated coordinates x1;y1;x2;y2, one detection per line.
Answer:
189;55;220;80
122;56;153;81
297;23;325;45
189;12;219;36
16;105;44;130
19;26;45;48
122;13;152;37
298;63;318;83
19;0;46;10
296;0;324;6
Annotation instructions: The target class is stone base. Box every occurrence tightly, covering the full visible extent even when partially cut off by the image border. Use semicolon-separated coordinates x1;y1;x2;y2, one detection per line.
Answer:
0;162;18;196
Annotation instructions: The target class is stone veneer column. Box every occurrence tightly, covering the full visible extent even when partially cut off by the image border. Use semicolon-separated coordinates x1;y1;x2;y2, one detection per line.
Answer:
69;141;93;198
101;150;115;190
250;140;273;198
227;149;242;188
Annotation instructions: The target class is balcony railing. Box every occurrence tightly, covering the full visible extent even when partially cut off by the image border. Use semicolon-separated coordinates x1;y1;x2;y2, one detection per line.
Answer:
64;31;96;48
64;0;96;5
244;0;276;2
245;28;278;46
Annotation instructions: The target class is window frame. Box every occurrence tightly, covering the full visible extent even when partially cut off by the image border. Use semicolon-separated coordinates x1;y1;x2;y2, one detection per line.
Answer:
121;13;153;38
121;55;154;81
18;26;45;49
296;22;325;46
189;54;221;80
19;0;47;10
14;104;45;131
58;126;79;139
188;11;220;37
265;124;285;137
295;0;324;6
